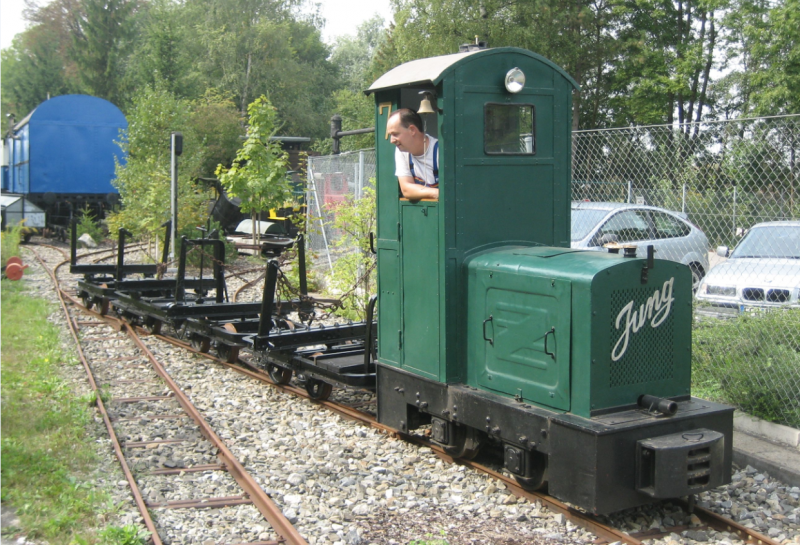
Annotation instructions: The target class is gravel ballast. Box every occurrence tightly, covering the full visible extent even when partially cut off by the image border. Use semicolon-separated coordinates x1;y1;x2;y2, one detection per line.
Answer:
17;243;800;545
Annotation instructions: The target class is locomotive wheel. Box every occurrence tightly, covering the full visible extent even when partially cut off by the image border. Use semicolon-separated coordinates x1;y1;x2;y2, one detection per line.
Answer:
445;426;482;460
513;451;548;491
190;336;211;353
305;378;333;401
267;363;293;385
216;344;240;363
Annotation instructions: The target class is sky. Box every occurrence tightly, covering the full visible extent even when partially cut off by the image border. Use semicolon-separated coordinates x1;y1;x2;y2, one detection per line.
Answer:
0;0;395;50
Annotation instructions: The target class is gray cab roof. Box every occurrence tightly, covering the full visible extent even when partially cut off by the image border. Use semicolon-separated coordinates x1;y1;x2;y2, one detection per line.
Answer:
365;47;579;95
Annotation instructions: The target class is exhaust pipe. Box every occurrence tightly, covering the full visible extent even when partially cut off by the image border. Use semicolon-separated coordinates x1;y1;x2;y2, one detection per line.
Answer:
638;394;678;416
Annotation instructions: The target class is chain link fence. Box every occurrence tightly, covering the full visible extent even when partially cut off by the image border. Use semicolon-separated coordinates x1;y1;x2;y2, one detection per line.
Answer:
308;115;800;428
306;150;376;272
574;115;800;428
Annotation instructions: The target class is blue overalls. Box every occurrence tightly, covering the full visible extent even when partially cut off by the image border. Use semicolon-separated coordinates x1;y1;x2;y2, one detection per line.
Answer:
409;141;439;188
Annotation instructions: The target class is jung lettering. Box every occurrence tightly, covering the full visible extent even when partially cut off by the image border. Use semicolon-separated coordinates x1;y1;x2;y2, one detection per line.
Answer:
612;278;675;362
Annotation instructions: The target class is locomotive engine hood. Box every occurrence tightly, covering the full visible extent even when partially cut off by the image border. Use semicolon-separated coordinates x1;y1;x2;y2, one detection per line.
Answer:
465;245;693;418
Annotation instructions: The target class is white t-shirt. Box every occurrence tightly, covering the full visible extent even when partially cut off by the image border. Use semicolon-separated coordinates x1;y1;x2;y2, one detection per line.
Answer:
394;135;439;187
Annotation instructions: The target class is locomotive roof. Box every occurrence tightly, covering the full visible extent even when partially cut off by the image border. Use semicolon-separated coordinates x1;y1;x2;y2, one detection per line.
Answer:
365;47;579;95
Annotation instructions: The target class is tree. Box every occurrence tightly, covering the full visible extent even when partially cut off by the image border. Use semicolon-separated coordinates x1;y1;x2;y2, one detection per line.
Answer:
70;0;139;105
108;83;211;252
316;16;388;154
1;33;73;120
180;0;337;138
609;0;727;132
379;0;621;130
124;0;193;98
1;0;83;119
739;0;800;116
216;95;292;246
188;90;244;177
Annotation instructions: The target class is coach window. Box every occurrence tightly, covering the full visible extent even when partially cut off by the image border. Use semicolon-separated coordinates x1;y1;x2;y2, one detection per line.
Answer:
484;103;535;155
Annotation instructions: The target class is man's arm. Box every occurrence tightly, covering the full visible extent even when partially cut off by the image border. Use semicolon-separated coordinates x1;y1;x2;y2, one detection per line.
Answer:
398;176;439;200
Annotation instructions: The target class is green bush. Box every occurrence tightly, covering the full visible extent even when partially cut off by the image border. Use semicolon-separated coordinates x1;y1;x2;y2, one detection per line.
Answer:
1;223;24;267
322;187;376;321
76;206;105;243
693;308;800;427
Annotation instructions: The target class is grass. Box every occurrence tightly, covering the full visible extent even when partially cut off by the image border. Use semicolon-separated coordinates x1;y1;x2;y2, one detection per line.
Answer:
693;307;800;428
1;278;149;544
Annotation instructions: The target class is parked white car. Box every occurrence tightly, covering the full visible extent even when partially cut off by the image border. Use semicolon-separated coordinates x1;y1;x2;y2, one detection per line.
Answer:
695;221;800;314
571;202;710;289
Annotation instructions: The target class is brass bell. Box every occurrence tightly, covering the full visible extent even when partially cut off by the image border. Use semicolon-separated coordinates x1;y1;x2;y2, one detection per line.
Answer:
417;92;436;115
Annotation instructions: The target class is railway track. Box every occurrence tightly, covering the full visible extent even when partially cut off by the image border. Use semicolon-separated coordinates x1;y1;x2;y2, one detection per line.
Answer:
25;242;788;545
30;244;307;545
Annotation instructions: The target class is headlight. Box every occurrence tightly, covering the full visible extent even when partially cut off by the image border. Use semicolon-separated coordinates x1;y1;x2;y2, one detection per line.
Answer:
706;285;736;297
505;67;526;93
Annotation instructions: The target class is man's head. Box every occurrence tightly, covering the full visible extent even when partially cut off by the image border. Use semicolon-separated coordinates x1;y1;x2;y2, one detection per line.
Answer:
387;108;426;155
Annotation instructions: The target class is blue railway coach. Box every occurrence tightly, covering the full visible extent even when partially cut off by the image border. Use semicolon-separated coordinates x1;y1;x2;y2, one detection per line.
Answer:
2;94;127;230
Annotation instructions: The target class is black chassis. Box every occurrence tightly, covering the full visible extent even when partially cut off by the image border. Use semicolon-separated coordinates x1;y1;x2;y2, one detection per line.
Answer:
377;364;734;515
70;224;162;278
111;294;264;328
248;320;378;389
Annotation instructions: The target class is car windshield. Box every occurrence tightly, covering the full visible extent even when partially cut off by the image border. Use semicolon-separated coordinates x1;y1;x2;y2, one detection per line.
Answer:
730;226;800;259
571;208;611;241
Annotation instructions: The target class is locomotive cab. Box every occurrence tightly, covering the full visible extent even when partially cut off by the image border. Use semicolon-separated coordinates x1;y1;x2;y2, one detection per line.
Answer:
367;47;733;514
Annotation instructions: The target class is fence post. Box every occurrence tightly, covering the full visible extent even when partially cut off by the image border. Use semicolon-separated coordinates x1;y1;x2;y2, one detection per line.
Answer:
627;180;632;204
682;183;687;214
733;185;737;238
357;151;365;199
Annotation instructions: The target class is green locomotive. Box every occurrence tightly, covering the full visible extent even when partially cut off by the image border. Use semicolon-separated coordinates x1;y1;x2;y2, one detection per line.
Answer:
367;45;733;514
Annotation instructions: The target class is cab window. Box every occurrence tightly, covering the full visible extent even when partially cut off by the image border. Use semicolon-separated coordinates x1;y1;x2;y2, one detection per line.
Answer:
485;104;535;155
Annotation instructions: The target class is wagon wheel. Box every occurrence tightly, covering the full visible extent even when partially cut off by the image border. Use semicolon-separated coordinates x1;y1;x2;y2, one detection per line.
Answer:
144;318;162;335
222;323;238;334
95;297;110;316
305;378;333;401
96;284;110;315
445;426;483;460
81;294;94;310
216;343;240;363
513;451;548;491
190;335;211;353
267;363;293;385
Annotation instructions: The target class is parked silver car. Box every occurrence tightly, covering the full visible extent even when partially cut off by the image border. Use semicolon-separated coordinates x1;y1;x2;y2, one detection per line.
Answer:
695;221;800;313
571;202;710;289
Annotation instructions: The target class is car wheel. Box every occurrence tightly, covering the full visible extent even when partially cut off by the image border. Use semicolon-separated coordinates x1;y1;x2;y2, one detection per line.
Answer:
689;263;705;293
